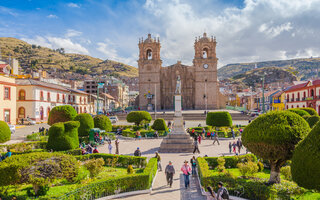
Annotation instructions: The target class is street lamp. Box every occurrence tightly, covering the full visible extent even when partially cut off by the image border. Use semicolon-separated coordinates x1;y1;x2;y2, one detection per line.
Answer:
205;79;208;114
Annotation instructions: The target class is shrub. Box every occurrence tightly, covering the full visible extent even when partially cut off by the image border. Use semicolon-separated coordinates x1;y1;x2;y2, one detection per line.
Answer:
257;161;264;172
48;105;77;125
74;113;94;136
206;111;232;127
47;121;80;151
126;111;152;126
0;152;79;188
242;111;310;184
217;157;226;172
305;115;320;128
280;166;292;181
299;107;317;116
94;115;112;132
151;118;167;131
0;141;47;153
0;121;11;143
205;154;257;169
287;108;310;117
291;121;320;190
84;158;105;178
112;125;134;132
237;161;259;177
127;165;134;174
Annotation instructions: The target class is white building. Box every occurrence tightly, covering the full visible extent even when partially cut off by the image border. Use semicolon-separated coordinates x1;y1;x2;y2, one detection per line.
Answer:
16;79;89;122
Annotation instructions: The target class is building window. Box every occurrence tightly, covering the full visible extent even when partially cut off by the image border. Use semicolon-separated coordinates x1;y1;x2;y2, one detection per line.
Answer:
18;107;25;118
202;48;208;59
73;95;76;103
4;109;10;123
57;93;60;102
4;87;10;100
146;49;152;60
80;97;82;104
47;92;51;102
40;91;44;101
19;89;26;100
84;98;86;104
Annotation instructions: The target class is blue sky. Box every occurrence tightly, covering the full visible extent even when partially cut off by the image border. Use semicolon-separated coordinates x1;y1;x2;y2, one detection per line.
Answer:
1;0;320;68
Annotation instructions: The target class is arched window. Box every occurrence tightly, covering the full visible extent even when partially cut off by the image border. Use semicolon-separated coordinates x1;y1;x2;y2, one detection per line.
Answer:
76;107;79;113
19;90;26;100
68;95;71;102
57;94;60;102
146;49;152;60
286;105;288;109
40;106;44;120
297;105;299;108
80;107;82;113
292;93;294;101
202;48;208;59
84;107;87;113
84;97;86;104
297;93;300;101
73;95;76;103
47;107;51;117
303;91;306;98
311;89;314;97
40;91;44;101
18;107;25;118
63;94;65;103
47;92;51;102
80;97;82;104
303;105;305;108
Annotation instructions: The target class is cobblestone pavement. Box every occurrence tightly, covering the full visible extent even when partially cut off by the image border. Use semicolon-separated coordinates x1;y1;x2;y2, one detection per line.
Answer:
98;136;247;200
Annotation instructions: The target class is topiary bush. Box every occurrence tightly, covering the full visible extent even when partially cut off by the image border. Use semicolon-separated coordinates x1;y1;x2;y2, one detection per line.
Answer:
83;158;105;178
280;166;292;181
287;108;310;117
126;111;152;126
127;165;134;174
206;111;232;127
237;161;259;177
48;105;77;125
305;115;320;128
151;118;167;131
242;111;310;184
47;121;80;151
0;121;11;143
291;121;320;190
94;115;112;132
74;113;94;136
217;157;226;172
299;107;318;116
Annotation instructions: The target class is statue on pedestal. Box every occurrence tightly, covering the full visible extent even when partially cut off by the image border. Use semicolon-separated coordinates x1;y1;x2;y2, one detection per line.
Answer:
175;75;181;95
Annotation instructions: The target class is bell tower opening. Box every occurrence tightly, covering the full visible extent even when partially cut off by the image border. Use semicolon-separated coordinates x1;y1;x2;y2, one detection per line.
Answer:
146;49;152;60
202;48;208;59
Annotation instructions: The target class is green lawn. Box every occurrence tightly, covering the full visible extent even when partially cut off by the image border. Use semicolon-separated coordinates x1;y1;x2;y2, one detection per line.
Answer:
210;168;285;180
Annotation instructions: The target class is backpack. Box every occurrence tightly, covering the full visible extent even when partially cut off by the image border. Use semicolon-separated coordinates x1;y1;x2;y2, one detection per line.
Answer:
221;187;229;199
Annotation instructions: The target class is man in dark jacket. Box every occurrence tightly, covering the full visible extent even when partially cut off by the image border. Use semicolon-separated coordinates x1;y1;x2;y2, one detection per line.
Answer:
165;161;175;187
134;147;141;156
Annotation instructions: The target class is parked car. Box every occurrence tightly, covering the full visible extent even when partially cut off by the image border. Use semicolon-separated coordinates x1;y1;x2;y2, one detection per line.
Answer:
9;125;15;134
108;116;118;124
19;118;36;125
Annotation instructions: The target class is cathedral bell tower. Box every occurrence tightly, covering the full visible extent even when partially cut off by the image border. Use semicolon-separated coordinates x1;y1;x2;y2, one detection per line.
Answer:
138;34;162;110
193;33;219;109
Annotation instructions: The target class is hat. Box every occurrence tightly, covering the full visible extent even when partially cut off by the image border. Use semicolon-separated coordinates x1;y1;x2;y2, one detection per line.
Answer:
218;181;223;186
137;147;140;149
169;161;172;163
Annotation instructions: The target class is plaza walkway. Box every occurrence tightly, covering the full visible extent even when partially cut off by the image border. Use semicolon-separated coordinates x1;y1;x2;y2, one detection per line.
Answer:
98;137;247;200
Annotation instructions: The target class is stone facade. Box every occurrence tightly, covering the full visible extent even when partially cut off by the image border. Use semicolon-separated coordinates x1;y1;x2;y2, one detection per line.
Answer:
138;33;219;110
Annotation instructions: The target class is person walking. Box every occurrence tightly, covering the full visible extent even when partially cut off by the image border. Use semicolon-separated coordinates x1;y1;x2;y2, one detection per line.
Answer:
228;142;232;154
115;139;119;154
155;151;162;171
108;141;112;154
216;181;230;200
231;128;235;140
165;161;175;187
190;156;197;175
213;132;220;145
237;139;242;154
232;141;236;154
134;147;141;156
193;139;200;154
198;134;202;144
181;161;191;189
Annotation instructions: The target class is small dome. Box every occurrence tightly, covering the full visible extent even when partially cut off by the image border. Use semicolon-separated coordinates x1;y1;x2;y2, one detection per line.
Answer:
144;33;154;43
199;32;210;42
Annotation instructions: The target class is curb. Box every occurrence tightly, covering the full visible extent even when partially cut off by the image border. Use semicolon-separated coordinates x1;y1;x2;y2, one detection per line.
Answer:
15;125;26;129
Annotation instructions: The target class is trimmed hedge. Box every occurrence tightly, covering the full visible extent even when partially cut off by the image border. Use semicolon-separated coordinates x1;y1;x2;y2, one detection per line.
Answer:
75;153;147;168
197;157;306;200
299;107;318;116
112;125;134;132
126;111;152;126
204;154;257;169
122;129;167;138
151;118;167;131
0;141;47;153
305;115;320;128
0;152;79;186
48;105;77;125
94;115;112;132
52;158;157;200
287;108;310;117
292;121;320;190
74;113;94;136
206;111;232;127
47;121;80;151
0;121;11;143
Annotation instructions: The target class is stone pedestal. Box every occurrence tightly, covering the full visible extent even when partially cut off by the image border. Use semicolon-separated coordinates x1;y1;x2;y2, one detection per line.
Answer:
159;95;194;153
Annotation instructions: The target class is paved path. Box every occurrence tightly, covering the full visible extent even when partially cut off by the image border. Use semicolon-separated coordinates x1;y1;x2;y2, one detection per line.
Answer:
98;137;247;200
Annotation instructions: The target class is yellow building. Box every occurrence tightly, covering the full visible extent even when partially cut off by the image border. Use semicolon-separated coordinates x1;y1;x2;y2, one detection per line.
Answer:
272;91;285;111
0;74;17;124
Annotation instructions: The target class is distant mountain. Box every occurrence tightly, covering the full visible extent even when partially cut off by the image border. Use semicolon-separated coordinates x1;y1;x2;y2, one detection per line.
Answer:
0;37;138;79
218;57;320;80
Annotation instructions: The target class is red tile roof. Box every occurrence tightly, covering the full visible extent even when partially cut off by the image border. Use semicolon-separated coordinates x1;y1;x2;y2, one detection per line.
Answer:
285;82;308;92
0;64;9;69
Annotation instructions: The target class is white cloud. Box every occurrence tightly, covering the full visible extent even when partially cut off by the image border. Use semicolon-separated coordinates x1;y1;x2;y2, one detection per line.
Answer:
22;35;89;55
65;29;82;38
67;3;80;8
47;14;58;19
141;0;320;67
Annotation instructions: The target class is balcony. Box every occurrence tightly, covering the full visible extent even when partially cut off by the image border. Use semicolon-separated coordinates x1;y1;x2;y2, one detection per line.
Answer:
40;96;44;101
296;98;300;101
18;96;25;100
291;98;295;102
273;100;281;103
305;97;314;101
47;98;51;102
302;97;306;101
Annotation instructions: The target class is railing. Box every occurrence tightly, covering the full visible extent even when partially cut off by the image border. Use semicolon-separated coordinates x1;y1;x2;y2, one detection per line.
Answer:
296;98;300;101
291;98;295;102
305;97;314;100
273;100;281;103
18;96;25;100
40;96;44;101
302;97;306;101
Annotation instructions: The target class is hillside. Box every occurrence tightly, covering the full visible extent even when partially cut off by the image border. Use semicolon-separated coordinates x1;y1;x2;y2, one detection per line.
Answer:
229;67;297;88
218;57;320;80
0;37;138;79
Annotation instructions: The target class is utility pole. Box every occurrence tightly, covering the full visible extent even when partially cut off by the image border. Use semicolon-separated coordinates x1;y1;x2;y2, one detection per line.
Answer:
205;79;208;114
262;74;266;113
154;83;157;119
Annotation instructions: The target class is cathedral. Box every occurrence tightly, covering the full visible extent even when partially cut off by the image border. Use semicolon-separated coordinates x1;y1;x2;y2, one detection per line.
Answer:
138;33;221;110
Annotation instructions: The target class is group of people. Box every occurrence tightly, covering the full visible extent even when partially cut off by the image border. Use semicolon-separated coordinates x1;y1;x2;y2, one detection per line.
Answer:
229;138;243;154
80;142;99;154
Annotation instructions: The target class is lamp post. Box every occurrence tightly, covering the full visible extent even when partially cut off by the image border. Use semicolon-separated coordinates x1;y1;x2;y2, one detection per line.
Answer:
154;83;157;119
262;74;265;113
205;79;208;114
